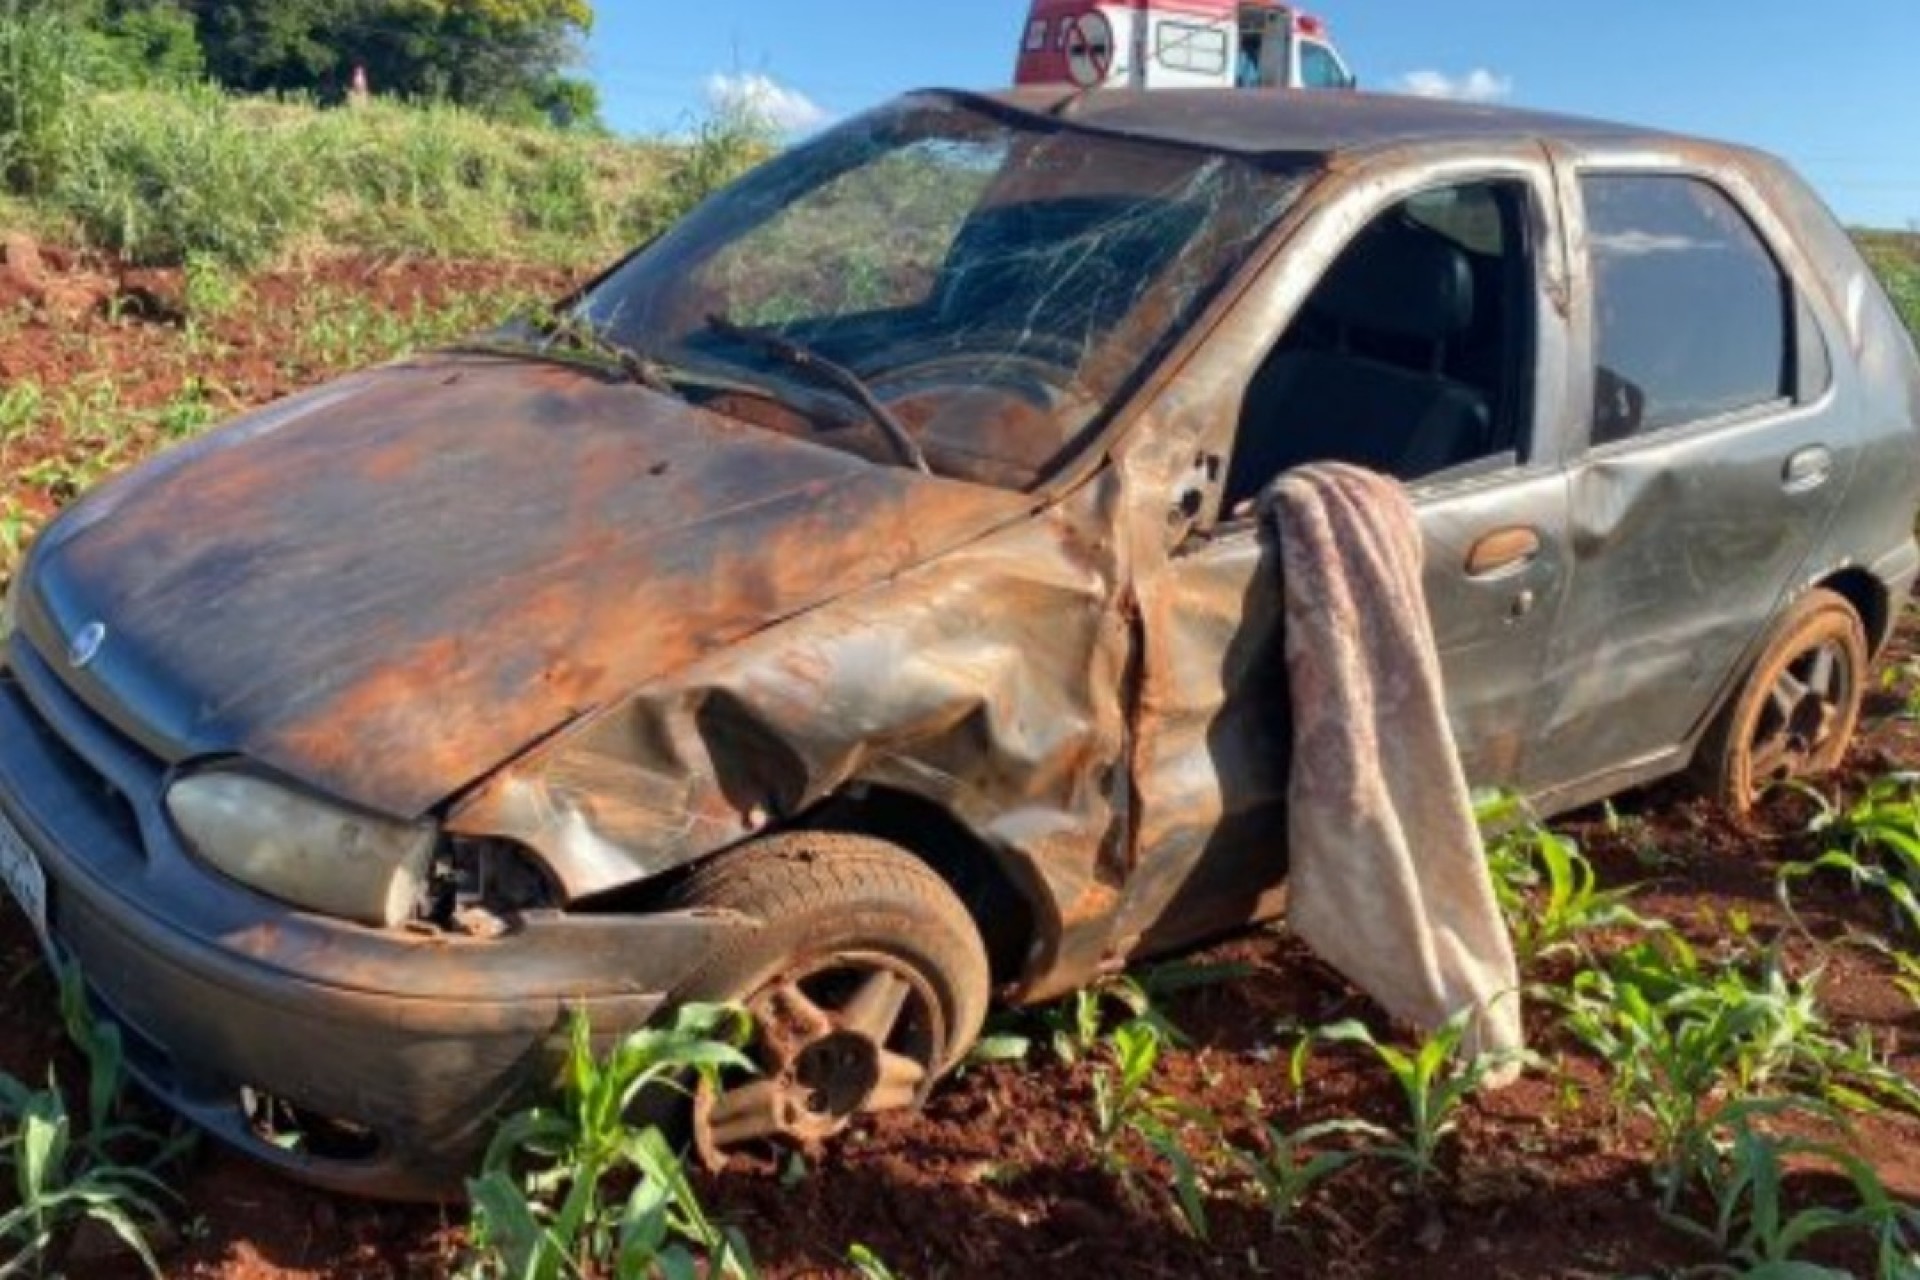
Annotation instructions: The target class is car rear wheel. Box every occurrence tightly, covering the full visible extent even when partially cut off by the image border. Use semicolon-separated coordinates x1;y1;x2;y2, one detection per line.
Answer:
1694;587;1867;816
660;833;990;1168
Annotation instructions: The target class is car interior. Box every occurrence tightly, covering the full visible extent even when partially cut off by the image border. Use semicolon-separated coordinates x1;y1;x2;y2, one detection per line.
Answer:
689;192;1217;489
1224;181;1534;513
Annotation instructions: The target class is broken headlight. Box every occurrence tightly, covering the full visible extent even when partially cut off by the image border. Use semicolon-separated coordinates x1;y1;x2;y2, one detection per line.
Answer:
419;838;559;936
165;770;435;928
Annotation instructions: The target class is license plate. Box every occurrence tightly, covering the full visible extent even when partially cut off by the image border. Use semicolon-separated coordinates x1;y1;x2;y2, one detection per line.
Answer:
0;810;49;953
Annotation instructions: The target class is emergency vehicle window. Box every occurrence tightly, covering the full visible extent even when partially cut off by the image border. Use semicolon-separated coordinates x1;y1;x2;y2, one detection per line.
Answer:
1299;42;1349;89
695;138;1006;327
1584;175;1792;446
1157;21;1231;76
1224;180;1537;512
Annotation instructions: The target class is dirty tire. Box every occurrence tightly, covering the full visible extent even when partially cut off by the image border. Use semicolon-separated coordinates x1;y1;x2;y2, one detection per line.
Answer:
1693;587;1867;816
662;833;990;1161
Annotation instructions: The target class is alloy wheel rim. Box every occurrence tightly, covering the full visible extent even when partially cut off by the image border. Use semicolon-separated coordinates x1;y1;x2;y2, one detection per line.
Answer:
694;952;944;1169
1745;636;1852;795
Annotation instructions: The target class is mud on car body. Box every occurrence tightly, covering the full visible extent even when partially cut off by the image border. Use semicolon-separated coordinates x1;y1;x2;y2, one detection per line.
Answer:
2;87;1917;1199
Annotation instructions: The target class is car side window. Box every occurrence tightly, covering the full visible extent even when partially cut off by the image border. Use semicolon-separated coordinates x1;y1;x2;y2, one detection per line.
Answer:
1584;175;1793;446
1222;180;1537;514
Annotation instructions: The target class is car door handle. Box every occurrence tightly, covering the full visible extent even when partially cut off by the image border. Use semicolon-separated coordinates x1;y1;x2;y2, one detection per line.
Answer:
1465;526;1542;579
1783;446;1833;494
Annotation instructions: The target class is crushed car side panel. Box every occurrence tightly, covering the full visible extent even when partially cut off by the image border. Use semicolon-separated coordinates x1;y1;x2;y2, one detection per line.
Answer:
448;475;1140;996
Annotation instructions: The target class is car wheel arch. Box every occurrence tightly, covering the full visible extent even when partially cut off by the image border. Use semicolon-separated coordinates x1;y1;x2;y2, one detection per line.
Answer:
1816;566;1891;658
794;786;1042;989
1683;568;1886;761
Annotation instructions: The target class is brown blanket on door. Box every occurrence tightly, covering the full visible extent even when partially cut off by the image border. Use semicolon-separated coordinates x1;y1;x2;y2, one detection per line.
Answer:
1274;463;1523;1061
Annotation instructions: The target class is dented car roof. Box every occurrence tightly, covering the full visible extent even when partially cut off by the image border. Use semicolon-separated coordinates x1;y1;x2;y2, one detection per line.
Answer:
978;85;1685;160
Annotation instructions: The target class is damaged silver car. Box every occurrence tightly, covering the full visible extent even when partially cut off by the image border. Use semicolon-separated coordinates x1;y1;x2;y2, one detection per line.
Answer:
2;87;1916;1198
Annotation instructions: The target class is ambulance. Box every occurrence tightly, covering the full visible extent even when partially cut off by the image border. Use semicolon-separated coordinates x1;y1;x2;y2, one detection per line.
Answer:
1015;1;1356;92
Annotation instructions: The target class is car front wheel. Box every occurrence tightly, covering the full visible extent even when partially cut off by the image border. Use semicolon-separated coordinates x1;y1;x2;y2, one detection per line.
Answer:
660;832;990;1167
1694;587;1867;815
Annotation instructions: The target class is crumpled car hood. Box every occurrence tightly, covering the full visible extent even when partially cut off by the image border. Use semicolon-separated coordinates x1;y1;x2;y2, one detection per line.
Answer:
19;353;1024;817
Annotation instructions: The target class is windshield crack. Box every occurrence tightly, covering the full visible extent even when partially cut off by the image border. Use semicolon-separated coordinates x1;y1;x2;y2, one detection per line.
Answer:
705;314;932;474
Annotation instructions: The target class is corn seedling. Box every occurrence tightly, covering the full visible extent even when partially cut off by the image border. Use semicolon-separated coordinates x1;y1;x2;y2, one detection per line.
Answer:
1036;959;1252;1065
0;966;187;1278
1878;603;1920;717
1227;1115;1383;1234
847;1244;905;1280
20;449;118;502
0;380;43;445
1295;1006;1514;1192
0;496;38;587
1879;655;1920;723
1134;1117;1215;1242
0;1078;176;1279
1086;1015;1224;1237
180;252;245;322
961;1025;1036;1069
150;378;225;441
1778;776;1920;938
1478;789;1648;967
967;958;1238;1072
1854;934;1920;1014
289;285;541;375
1561;945;1782;1204
464;1003;757;1280
1091;1019;1173;1148
1664;1099;1919;1280
1557;934;1915;1208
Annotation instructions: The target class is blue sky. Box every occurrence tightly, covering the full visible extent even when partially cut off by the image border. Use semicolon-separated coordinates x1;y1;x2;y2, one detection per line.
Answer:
587;0;1920;229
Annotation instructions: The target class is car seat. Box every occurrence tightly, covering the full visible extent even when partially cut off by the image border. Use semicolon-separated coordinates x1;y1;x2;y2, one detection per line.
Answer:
1225;217;1493;508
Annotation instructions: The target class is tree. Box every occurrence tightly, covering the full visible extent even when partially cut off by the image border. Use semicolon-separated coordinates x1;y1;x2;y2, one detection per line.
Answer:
96;2;205;87
185;0;597;124
6;0;205;90
8;0;600;126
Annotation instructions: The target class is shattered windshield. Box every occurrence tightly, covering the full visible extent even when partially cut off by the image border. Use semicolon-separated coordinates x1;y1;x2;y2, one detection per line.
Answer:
573;93;1309;490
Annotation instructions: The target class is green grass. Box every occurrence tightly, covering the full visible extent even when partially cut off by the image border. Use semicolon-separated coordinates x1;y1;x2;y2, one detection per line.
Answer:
1;4;769;271
0;275;545;591
1856;229;1920;345
44;86;706;269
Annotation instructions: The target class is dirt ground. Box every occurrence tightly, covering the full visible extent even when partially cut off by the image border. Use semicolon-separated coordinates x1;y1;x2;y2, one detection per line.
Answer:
3;251;1920;1279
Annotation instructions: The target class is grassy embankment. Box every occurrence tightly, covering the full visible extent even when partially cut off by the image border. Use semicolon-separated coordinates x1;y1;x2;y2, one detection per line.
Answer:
1859;229;1920;343
0;3;765;268
0;25;767;587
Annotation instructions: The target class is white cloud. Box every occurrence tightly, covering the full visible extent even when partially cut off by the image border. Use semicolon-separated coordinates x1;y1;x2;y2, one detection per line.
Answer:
704;72;832;133
1394;68;1514;104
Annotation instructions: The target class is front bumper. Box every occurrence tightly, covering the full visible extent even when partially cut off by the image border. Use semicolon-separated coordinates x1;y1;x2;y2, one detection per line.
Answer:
0;640;749;1200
